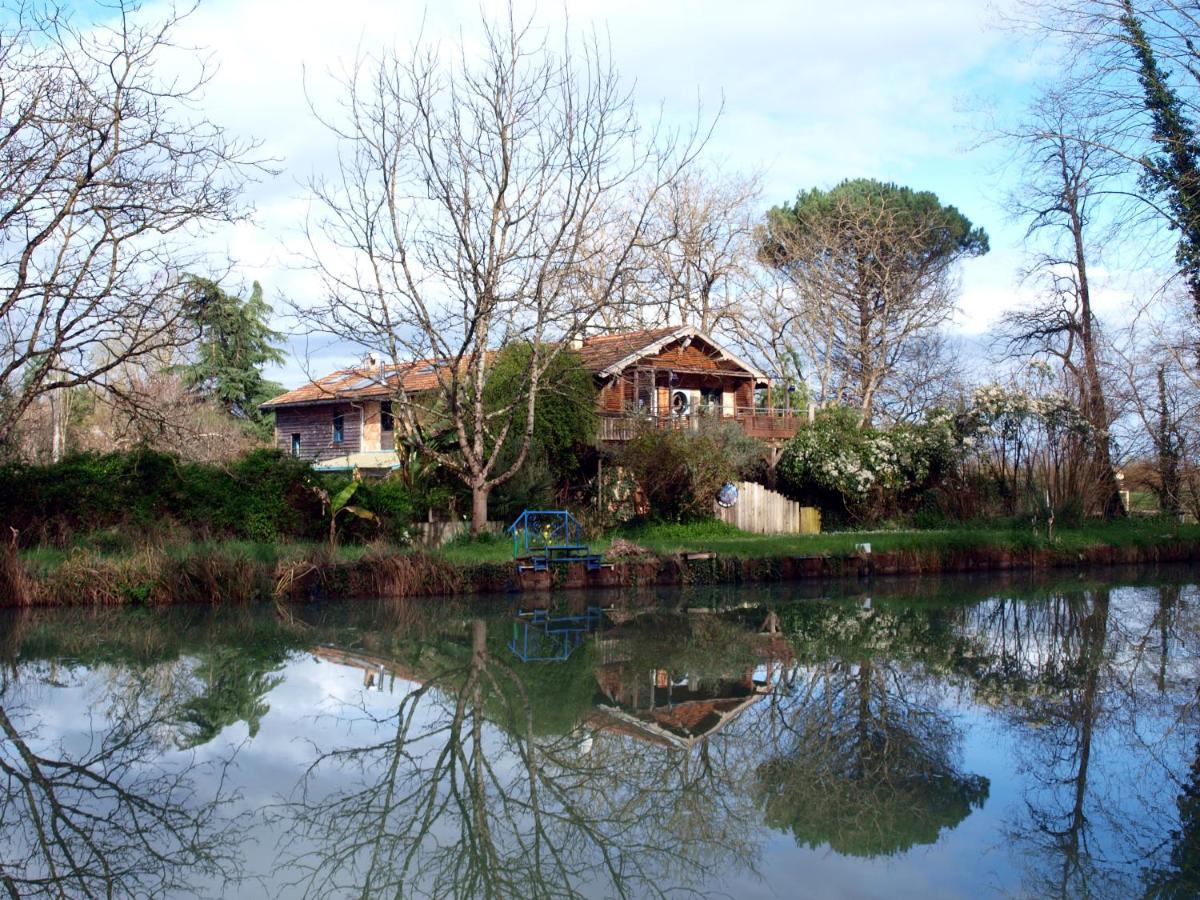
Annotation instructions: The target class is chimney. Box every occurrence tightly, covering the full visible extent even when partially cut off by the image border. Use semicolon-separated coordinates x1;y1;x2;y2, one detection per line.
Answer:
365;351;381;371
569;333;584;350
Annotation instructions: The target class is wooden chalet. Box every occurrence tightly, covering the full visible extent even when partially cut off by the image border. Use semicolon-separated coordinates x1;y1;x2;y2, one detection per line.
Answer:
579;325;802;443
260;325;803;468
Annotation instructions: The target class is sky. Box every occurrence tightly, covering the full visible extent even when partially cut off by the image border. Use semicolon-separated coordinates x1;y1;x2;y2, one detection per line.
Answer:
128;0;1113;385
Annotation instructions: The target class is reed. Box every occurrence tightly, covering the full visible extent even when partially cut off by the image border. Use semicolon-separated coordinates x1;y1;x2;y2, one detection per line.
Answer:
0;530;36;606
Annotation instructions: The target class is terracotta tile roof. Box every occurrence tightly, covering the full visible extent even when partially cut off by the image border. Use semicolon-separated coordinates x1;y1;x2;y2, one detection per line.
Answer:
263;325;763;409
575;326;685;373
260;359;447;409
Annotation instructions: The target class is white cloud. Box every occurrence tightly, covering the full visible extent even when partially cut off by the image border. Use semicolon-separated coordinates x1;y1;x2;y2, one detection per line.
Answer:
138;0;1056;380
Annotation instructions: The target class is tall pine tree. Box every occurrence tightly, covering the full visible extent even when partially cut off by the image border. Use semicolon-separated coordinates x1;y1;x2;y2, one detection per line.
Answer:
181;277;285;435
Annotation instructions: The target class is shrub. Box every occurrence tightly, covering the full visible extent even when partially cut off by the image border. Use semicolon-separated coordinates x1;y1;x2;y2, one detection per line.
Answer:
777;408;956;524
0;448;325;546
488;441;557;522
483;344;598;484
616;422;763;522
356;475;415;543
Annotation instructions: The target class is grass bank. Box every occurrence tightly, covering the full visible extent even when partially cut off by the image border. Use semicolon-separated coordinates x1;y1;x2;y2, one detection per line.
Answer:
612;517;1200;559
3;518;1199;608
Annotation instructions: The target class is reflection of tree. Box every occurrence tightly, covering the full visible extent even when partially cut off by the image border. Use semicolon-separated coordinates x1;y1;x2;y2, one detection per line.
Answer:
1008;592;1111;899
0;681;243;898
991;588;1198;899
176;646;285;747
278;620;758;898
1143;739;1200;898
755;658;988;857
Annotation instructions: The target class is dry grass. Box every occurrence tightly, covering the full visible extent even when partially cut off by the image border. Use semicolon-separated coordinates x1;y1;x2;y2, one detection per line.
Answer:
0;530;36;606
347;550;465;599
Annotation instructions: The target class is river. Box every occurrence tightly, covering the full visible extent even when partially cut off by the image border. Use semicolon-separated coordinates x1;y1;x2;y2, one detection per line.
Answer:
1;569;1197;898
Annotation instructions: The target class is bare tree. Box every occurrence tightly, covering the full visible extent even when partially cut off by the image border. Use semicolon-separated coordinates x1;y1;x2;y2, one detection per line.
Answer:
729;262;817;402
642;166;761;332
1110;301;1200;517
1010;1;1200;324
0;679;245;898
302;6;704;534
999;91;1128;516
0;2;257;452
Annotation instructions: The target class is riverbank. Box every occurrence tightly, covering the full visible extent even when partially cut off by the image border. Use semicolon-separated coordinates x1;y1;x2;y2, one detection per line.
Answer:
4;518;1200;608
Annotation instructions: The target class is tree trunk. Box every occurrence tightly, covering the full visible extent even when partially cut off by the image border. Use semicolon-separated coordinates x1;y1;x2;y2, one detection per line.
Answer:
1068;182;1123;518
49;389;67;463
470;484;490;537
1156;366;1182;517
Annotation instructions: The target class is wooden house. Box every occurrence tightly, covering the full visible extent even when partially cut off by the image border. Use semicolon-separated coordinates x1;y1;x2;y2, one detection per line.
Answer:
260;325;803;470
579;325;801;443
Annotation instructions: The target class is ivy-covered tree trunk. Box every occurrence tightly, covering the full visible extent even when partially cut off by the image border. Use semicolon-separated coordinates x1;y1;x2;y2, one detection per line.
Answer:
1120;2;1200;327
1156;366;1182;517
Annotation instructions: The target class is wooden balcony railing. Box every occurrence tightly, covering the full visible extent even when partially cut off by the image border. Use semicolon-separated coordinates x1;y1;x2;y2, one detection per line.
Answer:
599;407;807;443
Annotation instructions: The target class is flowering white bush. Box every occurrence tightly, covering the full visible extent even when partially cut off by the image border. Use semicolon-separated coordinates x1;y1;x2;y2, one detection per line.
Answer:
780;384;1092;522
779;408;955;515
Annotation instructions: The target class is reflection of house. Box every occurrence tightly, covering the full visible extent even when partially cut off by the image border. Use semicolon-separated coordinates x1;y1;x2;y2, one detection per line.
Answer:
260;326;804;469
312;646;425;692
587;634;792;751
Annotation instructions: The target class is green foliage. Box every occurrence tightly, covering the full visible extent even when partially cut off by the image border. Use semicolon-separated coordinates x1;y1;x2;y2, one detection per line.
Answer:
324;478;377;547
488;440;557;521
179;449;321;542
177;647;286;746
0;448;323;545
766;178;988;263
180;276;286;435
758;751;989;858
1119;8;1200;313
482;344;597;482
616;422;763;522
357;476;415;542
777;407;955;523
0;449;420;548
763;178;988;278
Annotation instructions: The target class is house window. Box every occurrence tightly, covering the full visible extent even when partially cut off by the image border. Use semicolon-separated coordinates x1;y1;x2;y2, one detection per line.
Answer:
381;401;394;432
332;413;345;444
290;434;301;457
700;387;722;414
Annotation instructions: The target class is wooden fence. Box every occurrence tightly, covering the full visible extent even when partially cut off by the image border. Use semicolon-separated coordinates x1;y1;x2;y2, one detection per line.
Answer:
714;481;820;535
413;520;504;548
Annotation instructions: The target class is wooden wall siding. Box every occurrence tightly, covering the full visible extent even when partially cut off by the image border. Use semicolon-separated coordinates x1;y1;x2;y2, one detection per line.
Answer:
274;403;362;460
714;481;821;534
599;380;625;413
644;340;742;372
605;372;751;410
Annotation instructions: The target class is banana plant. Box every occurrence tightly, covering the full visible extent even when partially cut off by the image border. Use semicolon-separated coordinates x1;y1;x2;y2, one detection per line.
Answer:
322;476;376;548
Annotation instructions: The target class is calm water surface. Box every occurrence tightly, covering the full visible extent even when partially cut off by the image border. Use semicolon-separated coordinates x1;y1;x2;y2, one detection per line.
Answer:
1;571;1198;899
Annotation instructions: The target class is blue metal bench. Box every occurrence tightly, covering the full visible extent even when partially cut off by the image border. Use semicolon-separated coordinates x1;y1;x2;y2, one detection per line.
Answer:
509;606;604;661
507;510;609;572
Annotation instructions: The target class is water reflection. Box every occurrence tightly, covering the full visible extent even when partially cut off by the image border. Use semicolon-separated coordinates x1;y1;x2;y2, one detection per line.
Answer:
0;574;1197;898
278;614;763;898
0;663;245;897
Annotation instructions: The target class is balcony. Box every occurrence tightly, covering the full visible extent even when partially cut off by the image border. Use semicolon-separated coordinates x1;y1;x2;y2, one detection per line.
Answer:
599;407;806;443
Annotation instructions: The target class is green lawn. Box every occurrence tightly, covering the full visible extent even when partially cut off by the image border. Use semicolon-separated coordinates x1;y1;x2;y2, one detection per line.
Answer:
608;517;1200;559
20;517;1199;576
